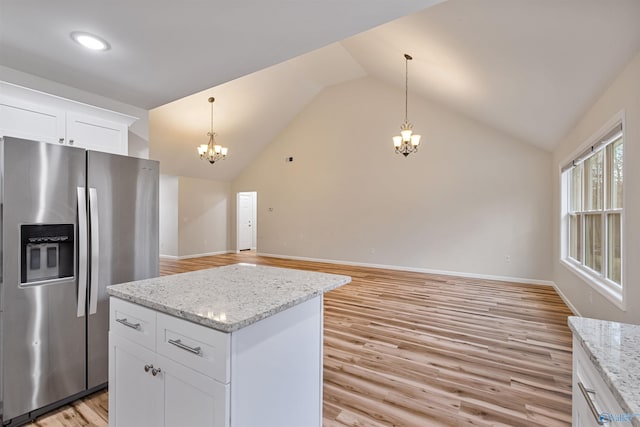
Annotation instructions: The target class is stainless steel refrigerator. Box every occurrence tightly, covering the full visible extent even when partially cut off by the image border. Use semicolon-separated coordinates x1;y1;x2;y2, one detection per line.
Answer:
0;136;159;425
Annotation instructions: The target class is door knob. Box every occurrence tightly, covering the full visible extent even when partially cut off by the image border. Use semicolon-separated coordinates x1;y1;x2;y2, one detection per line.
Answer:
144;364;153;372
152;367;162;376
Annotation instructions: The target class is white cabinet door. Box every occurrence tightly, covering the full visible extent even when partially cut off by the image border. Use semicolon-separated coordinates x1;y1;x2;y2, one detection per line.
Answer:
0;96;65;144
572;337;623;427
573;388;603;427
110;334;163;427
67;112;128;155
159;354;230;427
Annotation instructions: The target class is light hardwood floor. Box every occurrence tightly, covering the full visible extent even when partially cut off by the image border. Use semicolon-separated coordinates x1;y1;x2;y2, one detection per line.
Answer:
28;252;573;426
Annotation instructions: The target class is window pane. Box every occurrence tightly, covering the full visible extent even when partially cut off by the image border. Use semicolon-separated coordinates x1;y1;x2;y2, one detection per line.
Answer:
585;214;602;272
569;214;582;261
607;137;623;210
584;150;603;211
607;213;621;284
570;164;583;212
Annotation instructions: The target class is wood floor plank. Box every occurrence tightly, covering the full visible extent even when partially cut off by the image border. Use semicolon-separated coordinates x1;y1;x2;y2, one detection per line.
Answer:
30;252;573;426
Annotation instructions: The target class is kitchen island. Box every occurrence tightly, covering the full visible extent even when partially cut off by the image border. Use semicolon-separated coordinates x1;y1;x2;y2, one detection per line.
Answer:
107;263;351;427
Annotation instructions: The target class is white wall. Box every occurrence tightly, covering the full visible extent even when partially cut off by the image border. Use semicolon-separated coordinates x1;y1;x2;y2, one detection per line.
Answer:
159;175;231;258
232;77;553;282
0;65;150;158
552;52;640;323
178;176;231;257
159;174;179;257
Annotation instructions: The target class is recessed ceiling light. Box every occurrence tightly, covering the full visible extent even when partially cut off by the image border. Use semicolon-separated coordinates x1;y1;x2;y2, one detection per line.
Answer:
70;31;110;51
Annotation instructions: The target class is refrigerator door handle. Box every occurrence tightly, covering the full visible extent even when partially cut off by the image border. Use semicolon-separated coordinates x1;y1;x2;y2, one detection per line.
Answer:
88;187;100;315
77;187;88;318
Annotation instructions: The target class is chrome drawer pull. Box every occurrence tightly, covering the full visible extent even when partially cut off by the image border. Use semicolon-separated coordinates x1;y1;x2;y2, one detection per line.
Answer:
168;338;201;355
578;381;604;425
116;318;141;330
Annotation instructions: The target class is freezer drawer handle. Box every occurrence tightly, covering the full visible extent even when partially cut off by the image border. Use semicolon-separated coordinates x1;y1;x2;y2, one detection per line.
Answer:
168;338;202;355
577;381;604;425
116;318;141;330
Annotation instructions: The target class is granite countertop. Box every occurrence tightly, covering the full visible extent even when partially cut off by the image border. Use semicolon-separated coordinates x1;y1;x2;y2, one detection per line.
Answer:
569;316;640;426
107;263;351;333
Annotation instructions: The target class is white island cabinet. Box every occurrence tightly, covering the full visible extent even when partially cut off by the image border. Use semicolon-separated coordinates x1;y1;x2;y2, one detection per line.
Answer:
108;264;351;427
569;317;640;427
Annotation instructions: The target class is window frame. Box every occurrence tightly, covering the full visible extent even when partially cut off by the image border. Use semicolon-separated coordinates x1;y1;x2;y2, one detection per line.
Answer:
559;110;626;310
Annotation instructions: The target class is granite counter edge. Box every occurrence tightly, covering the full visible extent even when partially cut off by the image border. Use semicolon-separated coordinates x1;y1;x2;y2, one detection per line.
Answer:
107;277;350;333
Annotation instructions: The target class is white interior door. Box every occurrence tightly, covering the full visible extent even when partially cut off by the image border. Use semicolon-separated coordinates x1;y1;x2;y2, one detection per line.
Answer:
238;193;254;251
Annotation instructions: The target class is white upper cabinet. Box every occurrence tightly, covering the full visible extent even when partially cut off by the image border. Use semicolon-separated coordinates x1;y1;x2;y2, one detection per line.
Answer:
0;97;65;144
66;112;128;154
0;82;137;155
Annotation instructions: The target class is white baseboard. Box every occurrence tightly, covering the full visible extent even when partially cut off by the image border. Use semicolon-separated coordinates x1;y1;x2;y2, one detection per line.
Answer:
161;250;580;314
161;250;233;260
550;282;581;316
256;252;555;286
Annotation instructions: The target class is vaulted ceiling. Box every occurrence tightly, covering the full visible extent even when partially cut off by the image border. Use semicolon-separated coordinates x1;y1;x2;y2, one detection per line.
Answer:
151;0;640;181
0;0;441;108
3;0;640;183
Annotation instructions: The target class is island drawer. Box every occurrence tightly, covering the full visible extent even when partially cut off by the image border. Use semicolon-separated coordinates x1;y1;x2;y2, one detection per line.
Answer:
110;298;156;351
157;312;231;384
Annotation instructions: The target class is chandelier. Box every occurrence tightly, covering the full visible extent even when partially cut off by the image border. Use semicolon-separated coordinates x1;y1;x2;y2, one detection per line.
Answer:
392;53;421;157
197;97;228;164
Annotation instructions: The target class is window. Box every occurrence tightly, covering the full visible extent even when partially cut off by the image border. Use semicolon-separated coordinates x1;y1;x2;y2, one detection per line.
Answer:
561;121;623;302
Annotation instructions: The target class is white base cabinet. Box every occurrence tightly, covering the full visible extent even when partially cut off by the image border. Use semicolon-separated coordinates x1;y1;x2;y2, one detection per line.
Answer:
161;354;229;427
111;335;163;427
109;296;323;427
0;82;135;155
572;337;623;426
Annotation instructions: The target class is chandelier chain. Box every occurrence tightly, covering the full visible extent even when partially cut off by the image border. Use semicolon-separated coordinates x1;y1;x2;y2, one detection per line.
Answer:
405;55;409;123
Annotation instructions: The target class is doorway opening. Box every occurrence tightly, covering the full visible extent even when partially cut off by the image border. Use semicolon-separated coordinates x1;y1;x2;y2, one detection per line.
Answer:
237;191;257;252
